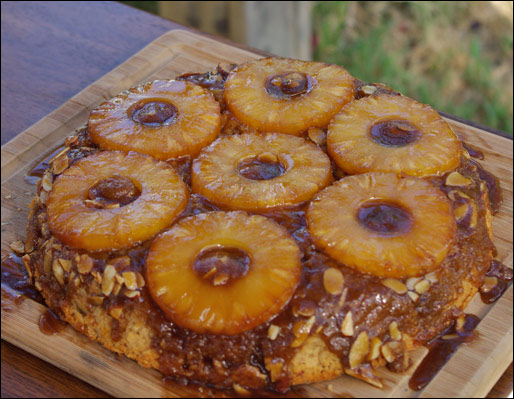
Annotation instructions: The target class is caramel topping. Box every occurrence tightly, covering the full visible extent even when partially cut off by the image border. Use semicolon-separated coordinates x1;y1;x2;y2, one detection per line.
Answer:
131;101;177;126
357;201;413;235
87;174;140;208
193;247;251;286
237;156;285;181
370;120;421;147
265;72;312;99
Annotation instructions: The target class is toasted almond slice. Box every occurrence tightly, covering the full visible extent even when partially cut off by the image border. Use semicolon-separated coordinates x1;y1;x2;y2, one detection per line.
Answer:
349;331;369;369
445;171;472;187
341;312;354;336
381;278;407;295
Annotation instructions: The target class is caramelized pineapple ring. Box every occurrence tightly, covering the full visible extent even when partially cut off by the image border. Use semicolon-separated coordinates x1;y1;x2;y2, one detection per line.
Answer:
89;80;221;160
307;173;456;278
146;211;301;335
224;58;354;135
191;133;332;211
47;151;188;251
327;94;463;176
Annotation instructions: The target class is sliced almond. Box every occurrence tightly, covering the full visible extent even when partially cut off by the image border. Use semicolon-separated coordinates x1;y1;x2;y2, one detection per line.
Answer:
406;277;422;291
52;259;65;285
52;153;69;175
43;250;53;273
481;276;498;293
425;271;438;284
109;306;123;320
389;321;402;341
58;258;72;273
102;265;116;296
65;135;79;146
456;314;466;331
122;271;137;290
41;172;53;192
112;281;122;296
323;267;344;295
115;274;124;285
454;202;470;222
232;383;250;396
381;341;400;363
268;324;281;341
368;337;382;361
445;171;472;187
414;279;430;294
76;254;94;274
361;85;377;95
124;289;140;298
39;190;48;205
107;255;131;270
291;316;316;348
10;240;25;254
21;254;32;281
87;295;104;306
341;311;354;336
349;331;369;369
381;278;407;295
407;291;420;302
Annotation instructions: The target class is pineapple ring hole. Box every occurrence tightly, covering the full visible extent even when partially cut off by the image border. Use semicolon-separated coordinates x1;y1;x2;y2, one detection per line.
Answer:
237;154;286;180
357;200;413;236
129;99;178;127
265;71;313;99
369;119;421;147
192;246;251;286
87;174;141;208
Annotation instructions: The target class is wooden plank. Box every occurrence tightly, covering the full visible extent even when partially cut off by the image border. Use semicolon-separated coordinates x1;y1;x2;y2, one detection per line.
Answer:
1;29;512;398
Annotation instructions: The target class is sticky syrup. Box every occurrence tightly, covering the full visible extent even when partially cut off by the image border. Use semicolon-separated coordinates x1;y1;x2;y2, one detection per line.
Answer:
1;252;42;308
480;260;513;304
409;314;480;391
39;309;67;335
24;145;67;185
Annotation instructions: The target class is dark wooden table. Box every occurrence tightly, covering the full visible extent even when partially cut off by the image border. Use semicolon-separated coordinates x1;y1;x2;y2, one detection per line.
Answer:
1;1;512;397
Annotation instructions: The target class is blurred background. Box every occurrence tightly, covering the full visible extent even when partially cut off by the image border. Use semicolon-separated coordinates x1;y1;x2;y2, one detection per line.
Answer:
121;1;513;135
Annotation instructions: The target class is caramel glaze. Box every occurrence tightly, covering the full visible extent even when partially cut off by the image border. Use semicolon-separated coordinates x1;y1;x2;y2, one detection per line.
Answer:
462;142;484;160
39;309;67;335
1;252;43;307
24;75;505;393
409;314;480;391
480;260;513;304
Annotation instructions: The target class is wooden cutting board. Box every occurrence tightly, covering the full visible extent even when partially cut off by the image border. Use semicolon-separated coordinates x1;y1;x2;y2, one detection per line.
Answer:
1;30;512;398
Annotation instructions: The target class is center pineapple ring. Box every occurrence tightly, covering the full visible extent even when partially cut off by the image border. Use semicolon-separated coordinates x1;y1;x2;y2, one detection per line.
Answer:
357;200;413;235
130;100;177;127
146;211;302;335
237;154;285;180
192;133;332;211
265;71;312;99
193;246;251;286
87;174;141;208
370;120;421;147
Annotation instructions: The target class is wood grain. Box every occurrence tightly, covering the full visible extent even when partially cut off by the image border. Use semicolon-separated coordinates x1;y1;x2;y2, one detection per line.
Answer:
1;29;512;398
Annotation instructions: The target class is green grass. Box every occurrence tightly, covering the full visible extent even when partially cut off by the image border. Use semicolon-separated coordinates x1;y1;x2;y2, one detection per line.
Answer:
313;1;513;135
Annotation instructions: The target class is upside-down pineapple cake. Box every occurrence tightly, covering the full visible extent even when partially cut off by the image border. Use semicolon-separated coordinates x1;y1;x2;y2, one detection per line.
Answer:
19;57;509;394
